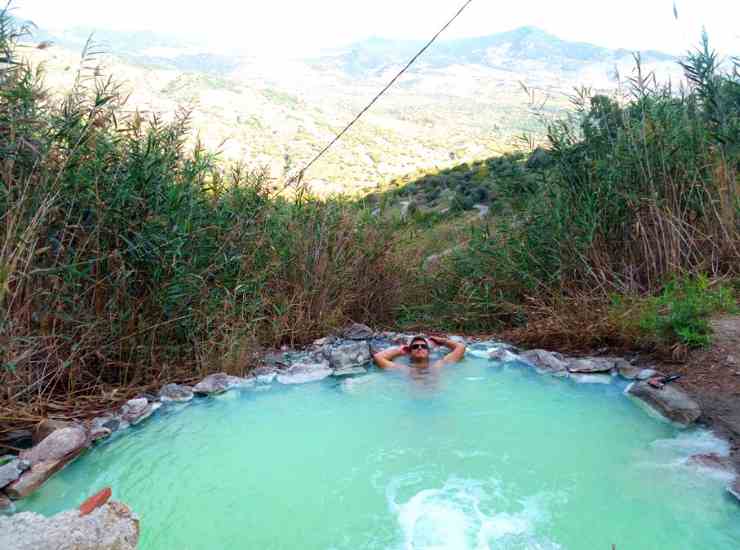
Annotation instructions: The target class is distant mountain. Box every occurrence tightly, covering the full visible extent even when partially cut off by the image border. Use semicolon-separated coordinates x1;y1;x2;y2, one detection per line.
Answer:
18;23;685;195
312;26;675;76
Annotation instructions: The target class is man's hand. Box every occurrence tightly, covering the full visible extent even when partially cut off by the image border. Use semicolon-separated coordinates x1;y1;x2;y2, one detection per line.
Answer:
429;335;466;364
429;335;457;348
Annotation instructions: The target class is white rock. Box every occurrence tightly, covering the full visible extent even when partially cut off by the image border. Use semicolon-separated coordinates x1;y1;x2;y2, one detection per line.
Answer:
571;374;613;384
0;501;139;550
276;362;332;385
159;384;194;403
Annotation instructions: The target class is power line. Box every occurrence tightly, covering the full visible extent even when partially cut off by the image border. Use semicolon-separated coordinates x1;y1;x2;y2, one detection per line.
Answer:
288;0;475;188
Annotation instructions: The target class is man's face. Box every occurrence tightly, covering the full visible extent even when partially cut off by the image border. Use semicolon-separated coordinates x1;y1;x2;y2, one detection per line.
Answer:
409;339;430;361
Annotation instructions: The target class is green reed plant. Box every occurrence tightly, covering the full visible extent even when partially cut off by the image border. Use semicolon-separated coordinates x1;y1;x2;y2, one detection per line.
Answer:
0;10;409;414
403;36;739;333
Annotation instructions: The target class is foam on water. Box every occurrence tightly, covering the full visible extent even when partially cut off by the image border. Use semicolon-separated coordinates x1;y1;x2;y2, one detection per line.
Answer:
387;476;561;550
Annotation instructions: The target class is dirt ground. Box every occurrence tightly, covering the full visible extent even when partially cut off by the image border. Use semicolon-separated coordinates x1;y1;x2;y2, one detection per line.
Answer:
655;316;740;470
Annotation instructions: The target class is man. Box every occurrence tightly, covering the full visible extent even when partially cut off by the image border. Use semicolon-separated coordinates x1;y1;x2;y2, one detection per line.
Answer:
372;335;466;370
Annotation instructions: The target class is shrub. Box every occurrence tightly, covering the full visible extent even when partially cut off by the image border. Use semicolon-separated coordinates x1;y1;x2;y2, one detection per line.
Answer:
0;14;410;414
616;276;736;348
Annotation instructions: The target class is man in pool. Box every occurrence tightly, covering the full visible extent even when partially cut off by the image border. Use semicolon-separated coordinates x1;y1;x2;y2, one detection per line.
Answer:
372;335;466;370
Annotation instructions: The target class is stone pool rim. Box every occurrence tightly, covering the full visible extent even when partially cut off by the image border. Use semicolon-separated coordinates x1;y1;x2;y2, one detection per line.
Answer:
1;324;738;515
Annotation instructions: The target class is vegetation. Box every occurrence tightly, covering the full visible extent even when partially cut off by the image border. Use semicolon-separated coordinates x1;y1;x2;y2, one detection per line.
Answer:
394;38;739;350
0;14;413;435
613;276;737;350
1;7;738;440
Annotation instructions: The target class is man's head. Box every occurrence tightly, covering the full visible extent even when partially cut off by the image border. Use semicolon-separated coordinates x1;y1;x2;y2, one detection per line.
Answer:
407;335;430;364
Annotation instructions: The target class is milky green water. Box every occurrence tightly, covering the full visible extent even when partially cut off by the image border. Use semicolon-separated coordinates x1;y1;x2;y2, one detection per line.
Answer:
18;357;740;549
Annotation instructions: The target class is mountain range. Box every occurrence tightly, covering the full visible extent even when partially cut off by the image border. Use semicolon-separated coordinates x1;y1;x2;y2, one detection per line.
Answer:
21;24;683;194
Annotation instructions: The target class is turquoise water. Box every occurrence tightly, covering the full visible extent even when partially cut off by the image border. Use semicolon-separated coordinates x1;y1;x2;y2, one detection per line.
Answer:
18;357;740;549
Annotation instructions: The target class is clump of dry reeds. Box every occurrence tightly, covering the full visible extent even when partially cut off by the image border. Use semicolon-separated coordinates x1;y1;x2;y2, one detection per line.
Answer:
0;10;410;444
407;38;739;338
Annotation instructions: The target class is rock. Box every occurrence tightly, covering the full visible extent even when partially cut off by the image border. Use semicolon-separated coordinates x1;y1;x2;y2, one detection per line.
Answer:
6;459;75;500
332;366;368;377
328;341;371;371
688;453;734;471
79;487;112;516
570;374;613;385
627;381;701;426
193;373;240;395
90;415;120;435
637;368;660;380
567;358;615;374
89;427;112;443
262;352;289;369
21;426;87;466
489;348;521;363
312;336;337;348
0;460;31;489
276;362;332;385
257;372;277;384
0;501;139;550
159;383;193;403
617;361;643;380
0;492;13;514
520;350;569;375
32;420;71;446
119;398;155;426
342;323;374;340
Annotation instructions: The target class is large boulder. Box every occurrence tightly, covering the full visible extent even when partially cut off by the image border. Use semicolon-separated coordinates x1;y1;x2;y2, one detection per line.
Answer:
119;398;156;426
567;358;615;374
520;350;569;375
0;459;30;489
21;426;87;466
0;501;139;550
276;362;332;385
6;426;89;500
158;383;193;403
193;373;241;395
32;420;71;446
327;341;371;371
627;381;701;426
342;323;374;341
489;348;521;363
6;461;71;500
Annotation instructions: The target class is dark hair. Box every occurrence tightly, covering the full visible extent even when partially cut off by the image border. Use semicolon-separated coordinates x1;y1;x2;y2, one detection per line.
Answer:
409;335;428;347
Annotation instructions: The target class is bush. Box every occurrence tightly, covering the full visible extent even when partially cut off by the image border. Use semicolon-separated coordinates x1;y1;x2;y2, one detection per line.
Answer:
0;15;410;411
616;276;736;348
400;38;740;334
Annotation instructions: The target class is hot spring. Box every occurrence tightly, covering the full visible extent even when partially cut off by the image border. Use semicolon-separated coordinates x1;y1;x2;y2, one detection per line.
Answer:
16;353;740;549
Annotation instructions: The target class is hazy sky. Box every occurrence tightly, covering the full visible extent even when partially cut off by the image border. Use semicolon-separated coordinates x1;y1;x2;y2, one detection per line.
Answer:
14;0;740;57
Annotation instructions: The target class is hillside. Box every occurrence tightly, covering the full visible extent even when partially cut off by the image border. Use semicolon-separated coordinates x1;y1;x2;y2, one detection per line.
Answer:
21;24;680;195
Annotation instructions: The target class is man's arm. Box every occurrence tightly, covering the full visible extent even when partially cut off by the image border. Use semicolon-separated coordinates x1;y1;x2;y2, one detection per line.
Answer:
373;346;407;369
430;336;466;365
